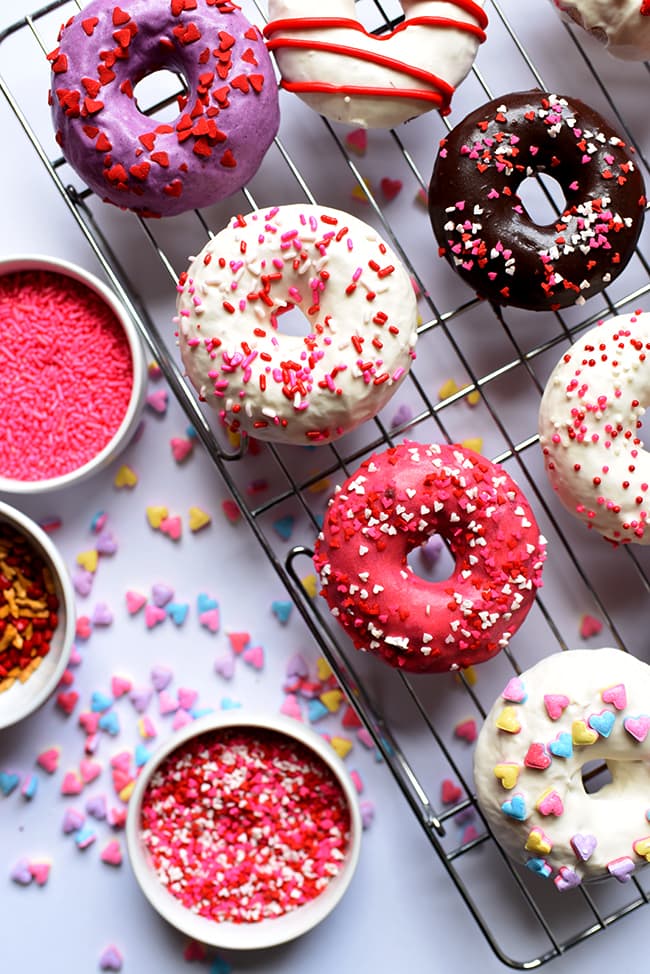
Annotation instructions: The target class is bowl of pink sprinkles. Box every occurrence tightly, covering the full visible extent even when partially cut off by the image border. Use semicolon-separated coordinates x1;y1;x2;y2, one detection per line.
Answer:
126;712;362;949
0;254;147;494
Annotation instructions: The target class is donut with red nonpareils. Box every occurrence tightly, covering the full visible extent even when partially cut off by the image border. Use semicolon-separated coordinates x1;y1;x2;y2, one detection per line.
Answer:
263;0;488;129
175;203;419;445
549;0;650;61
313;441;547;674
48;0;279;218
538;310;650;545
428;91;646;311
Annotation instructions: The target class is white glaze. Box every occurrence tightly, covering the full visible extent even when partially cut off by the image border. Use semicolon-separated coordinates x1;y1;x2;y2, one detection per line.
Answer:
550;0;650;60
176;204;418;445
265;0;487;128
474;648;650;888
538;311;650;545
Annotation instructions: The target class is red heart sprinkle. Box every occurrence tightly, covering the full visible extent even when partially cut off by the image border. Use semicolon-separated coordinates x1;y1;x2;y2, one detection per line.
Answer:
163;179;183;197
82;17;99;36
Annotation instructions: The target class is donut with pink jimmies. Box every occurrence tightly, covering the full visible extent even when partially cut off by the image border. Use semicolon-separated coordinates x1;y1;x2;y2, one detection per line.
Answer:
313;441;547;674
48;0;279;217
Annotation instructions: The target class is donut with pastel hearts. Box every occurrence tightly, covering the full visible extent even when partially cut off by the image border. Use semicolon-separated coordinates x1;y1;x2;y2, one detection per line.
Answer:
175;203;418;445
428;90;645;310
549;0;650;61
313;441;546;674
48;0;279;217
263;0;488;129
474;648;650;888
538;310;650;545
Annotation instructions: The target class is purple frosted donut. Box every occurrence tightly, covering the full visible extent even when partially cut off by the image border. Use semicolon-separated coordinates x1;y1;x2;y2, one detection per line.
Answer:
48;0;280;218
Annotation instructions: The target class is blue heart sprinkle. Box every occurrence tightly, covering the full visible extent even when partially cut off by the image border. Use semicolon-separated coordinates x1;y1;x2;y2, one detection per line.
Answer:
501;795;527;821
191;706;215;719
210;956;232;974
0;772;20;797
98;711;120;736
588;710;616;738
90;691;113;713
134;744;152;768
526;857;552;878
549;732;573;759
273;515;295;542
197;593;218;614
307;699;329;723
271;600;293;625
220;698;242;711
167;602;189;626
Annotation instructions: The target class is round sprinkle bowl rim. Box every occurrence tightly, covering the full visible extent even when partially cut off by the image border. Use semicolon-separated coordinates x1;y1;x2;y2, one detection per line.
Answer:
0;253;148;495
0;500;76;729
125;710;363;950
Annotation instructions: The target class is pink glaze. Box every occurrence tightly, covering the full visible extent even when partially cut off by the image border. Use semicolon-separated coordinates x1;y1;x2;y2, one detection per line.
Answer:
313;441;547;674
140;727;351;923
0;269;133;481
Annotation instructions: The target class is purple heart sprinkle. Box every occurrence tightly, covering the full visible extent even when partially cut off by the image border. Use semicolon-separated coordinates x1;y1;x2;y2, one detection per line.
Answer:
151;583;174;608
150;665;173;692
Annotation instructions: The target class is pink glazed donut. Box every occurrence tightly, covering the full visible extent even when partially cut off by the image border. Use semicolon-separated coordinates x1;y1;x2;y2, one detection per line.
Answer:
313;442;547;674
48;0;279;217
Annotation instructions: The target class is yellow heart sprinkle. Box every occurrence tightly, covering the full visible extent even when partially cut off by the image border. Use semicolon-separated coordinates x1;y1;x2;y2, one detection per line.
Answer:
438;378;460;402
226;428;241;449
188;507;211;532
633;837;650;861
495;706;521;734
76;550;99;573
301;574;318;598
330;736;353;759
146;506;169;530
307;476;331;495
572;719;598;746
114;465;138;489
494;763;520;789
118;780;135;803
461;437;483;455
351;178;373;203
525;828;552;856
317;658;334;682
466;389;481;407
320;689;344;713
454;665;477;687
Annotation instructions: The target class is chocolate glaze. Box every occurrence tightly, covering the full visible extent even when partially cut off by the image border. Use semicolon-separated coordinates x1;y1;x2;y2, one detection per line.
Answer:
428;90;646;311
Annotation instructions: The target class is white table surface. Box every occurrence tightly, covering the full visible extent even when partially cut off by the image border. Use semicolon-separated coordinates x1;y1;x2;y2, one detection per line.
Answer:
1;1;649;972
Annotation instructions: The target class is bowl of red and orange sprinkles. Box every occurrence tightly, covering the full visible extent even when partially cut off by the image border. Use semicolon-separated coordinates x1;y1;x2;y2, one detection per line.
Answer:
126;713;362;949
0;501;75;728
0;255;147;493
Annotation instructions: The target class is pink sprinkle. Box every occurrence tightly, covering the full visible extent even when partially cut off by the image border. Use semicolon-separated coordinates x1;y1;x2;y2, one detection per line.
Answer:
0;270;134;481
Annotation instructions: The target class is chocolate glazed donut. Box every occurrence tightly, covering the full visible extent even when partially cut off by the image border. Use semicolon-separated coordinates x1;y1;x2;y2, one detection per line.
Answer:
428;90;646;311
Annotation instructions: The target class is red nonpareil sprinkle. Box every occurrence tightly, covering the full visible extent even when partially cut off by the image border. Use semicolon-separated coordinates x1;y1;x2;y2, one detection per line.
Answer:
140;728;352;923
0;270;133;481
0;523;59;690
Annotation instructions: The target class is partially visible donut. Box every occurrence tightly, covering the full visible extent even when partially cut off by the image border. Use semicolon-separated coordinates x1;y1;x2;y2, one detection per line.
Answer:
428;90;646;311
474;648;650;888
538;310;650;546
550;0;650;61
48;0;279;217
175;204;418;445
313;441;547;673
263;0;488;129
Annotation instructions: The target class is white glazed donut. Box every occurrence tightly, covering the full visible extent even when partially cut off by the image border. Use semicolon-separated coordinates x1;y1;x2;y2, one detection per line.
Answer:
550;0;650;61
263;0;488;129
538;310;650;546
474;648;650;889
175;204;418;445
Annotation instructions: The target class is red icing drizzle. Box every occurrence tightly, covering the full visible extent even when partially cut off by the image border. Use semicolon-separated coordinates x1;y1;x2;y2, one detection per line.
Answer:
264;3;487;113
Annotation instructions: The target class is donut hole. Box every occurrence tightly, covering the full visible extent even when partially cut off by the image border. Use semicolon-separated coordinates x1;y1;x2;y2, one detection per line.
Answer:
407;535;455;582
581;759;614;795
273;304;313;338
516;173;566;226
133;69;189;124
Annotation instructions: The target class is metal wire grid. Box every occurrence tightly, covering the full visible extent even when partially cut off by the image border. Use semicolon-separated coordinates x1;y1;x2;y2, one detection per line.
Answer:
2;0;650;966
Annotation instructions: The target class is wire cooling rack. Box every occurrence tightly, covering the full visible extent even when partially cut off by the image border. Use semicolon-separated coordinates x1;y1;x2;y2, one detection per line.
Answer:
2;0;650;967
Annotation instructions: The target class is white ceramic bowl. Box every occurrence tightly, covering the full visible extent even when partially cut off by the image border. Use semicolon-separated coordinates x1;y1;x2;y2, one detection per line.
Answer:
126;711;362;949
0;254;147;494
0;501;76;729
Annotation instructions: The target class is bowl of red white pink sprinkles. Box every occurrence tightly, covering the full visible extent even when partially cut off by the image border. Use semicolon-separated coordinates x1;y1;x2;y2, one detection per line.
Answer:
0;500;76;728
126;712;362;949
0;254;147;494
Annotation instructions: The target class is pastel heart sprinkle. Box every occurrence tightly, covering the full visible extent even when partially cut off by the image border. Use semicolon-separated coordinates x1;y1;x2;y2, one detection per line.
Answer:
271;600;293;625
549;732;573;759
624;714;650;743
177;687;198;711
633;836;650;861
607;856;635;882
90;691;113;713
579;614;603;639
73;567;94;597
525;857;552;878
36;748;60;774
160;515;182;541
554;865;581;891
495;706;521;734
170;436;193;463
279;693;302;720
61;771;83;796
535;788;564;816
307;699;329;723
62;808;85;833
602;683;627;710
330;736;353;760
111;675;132;698
502;676;527;703
501;794;527;821
99;711;120;736
146;506;168;529
525;827;552;856
320;689;344;713
146;388;168;414
188;506;211;532
130;687;153;713
114;465;137;488
167;602;189;625
571;832;597;862
523;742;551;770
588;709;616;738
99;945;123;971
125;590;146;615
145;604;167;629
29;862;50;886
227;631;249;655
345;127;367;155
151;665;173;692
273;514;295;541
380;177;403;201
285;652;309;680
214;653;235;681
76;549;99;573
197;592;218;614
543;693;570;721
454;718;477;743
151;583;174;608
242;645;264;670
79;759;102;784
86;794;107;819
493;763;520;789
199;608;221;633
10;858;33;885
100;840;123;866
158;690;179;716
571;719;598;746
172;709;193;731
95;530;118;555
441;779;462;804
